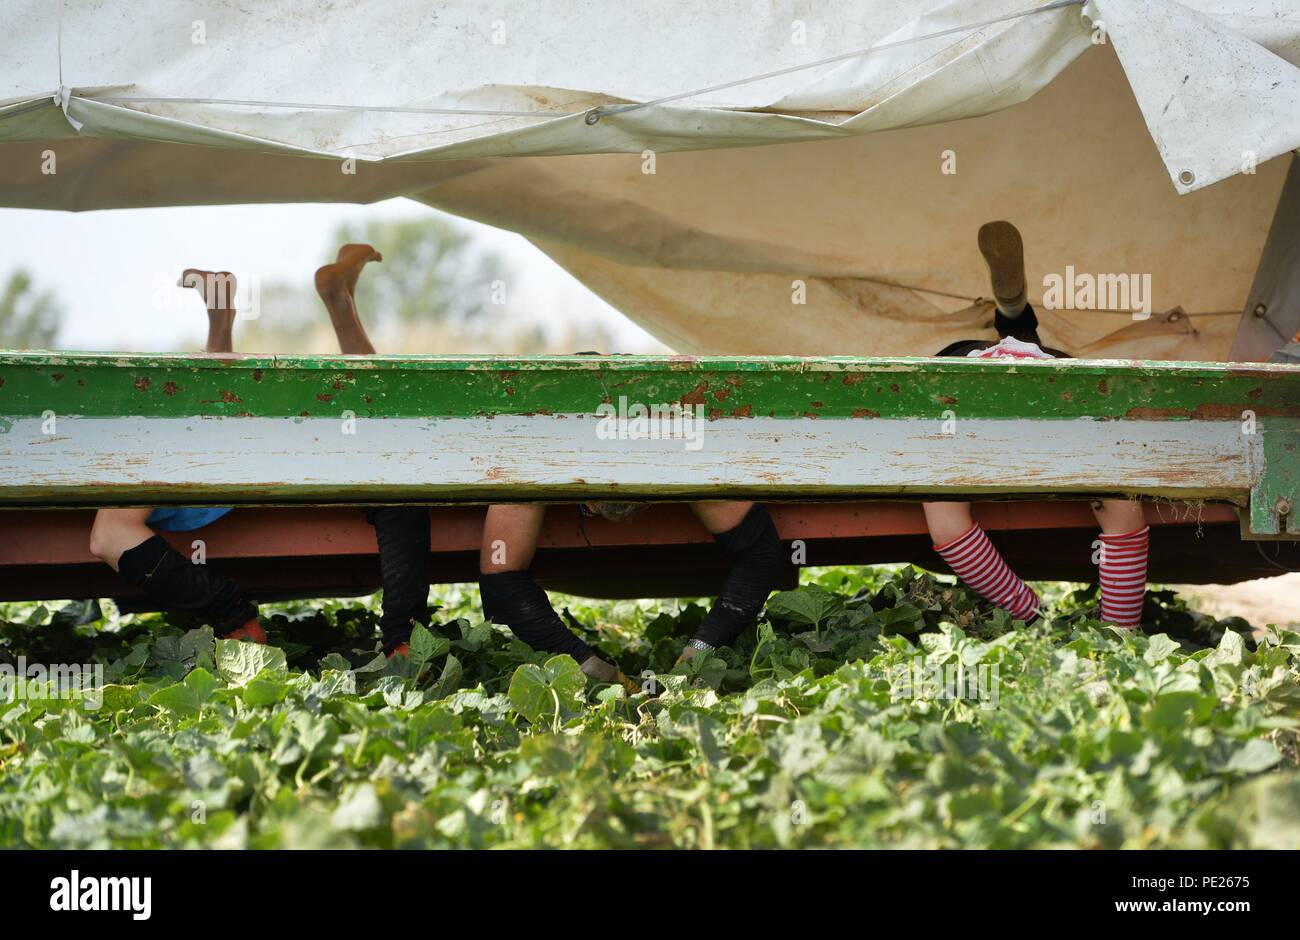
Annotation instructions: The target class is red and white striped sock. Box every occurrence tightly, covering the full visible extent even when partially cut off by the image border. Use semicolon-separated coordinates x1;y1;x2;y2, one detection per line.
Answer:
1098;525;1148;629
934;523;1040;622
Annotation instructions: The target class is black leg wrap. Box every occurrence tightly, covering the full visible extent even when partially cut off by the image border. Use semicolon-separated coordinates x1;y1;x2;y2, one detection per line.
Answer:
117;534;256;636
994;301;1042;344
479;570;594;661
694;504;786;649
366;507;432;653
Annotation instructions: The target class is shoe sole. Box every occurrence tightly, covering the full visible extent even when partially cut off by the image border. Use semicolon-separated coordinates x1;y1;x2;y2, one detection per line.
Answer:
977;221;1027;310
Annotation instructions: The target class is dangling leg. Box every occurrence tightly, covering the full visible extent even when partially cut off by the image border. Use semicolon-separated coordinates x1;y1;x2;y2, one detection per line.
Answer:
680;501;785;660
478;504;636;690
924;502;1040;623
366;506;432;658
314;244;382;355
317;243;433;657
978;221;1028;320
179;268;238;353
89;507;157;573
90;508;264;641
1090;499;1149;631
478;504;590;661
97;270;264;641
977;221;1050;346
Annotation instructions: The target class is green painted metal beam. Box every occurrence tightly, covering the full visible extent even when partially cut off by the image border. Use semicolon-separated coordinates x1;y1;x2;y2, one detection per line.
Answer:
0;352;1296;537
2;351;1298;421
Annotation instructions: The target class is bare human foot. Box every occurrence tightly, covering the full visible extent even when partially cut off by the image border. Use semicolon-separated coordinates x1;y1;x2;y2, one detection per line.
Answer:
179;268;237;353
315;244;382;355
334;243;383;295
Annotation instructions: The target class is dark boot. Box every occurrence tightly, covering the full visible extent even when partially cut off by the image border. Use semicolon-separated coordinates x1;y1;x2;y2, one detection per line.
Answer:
117;535;260;639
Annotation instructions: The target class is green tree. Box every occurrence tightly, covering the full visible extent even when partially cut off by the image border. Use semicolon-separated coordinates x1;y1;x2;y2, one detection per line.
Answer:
0;269;62;349
333;215;507;326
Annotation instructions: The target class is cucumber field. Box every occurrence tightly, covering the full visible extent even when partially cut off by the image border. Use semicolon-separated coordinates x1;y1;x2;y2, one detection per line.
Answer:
2;567;1296;849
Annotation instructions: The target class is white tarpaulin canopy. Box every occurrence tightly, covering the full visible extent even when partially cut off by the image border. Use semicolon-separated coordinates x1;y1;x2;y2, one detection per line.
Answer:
2;0;1298;358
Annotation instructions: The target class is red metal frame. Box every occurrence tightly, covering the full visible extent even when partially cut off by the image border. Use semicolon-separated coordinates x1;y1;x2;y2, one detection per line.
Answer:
0;500;1284;605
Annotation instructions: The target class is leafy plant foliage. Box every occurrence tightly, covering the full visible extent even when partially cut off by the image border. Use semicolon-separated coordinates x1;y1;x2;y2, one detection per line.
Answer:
0;568;1296;848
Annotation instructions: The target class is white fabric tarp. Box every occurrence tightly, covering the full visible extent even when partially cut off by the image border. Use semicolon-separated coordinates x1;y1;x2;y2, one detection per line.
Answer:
2;0;1298;358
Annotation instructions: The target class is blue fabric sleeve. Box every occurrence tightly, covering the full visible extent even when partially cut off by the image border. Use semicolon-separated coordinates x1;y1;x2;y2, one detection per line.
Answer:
145;507;234;532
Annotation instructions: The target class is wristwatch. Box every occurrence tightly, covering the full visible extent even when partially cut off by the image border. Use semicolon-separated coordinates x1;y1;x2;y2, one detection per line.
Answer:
687;638;716;652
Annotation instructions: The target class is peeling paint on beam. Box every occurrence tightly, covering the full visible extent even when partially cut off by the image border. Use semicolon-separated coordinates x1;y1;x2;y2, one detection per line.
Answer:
1;353;1297;421
0;352;1296;536
0;414;1256;499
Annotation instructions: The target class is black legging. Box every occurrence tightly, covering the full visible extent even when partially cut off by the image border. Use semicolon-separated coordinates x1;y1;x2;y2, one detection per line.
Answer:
117;534;256;636
366;507;432;653
693;504;787;648
480;505;786;657
478;569;595;661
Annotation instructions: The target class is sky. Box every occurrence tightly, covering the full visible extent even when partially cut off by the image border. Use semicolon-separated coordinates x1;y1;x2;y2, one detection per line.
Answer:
0;198;664;353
